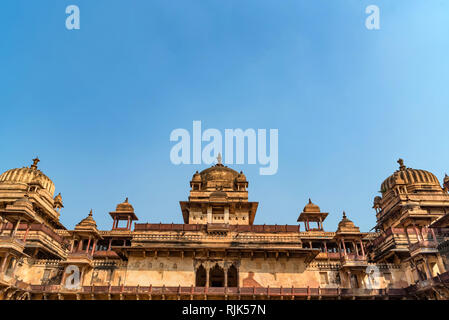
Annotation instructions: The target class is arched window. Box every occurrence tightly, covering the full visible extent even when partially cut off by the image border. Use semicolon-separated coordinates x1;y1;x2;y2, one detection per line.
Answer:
227;265;238;287
209;264;225;287
195;265;207;287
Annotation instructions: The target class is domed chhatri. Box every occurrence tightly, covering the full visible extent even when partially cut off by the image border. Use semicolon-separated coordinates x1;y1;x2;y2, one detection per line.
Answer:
109;198;138;230
297;199;328;231
336;211;360;234
76;209;98;229
303;198;321;213
192;171;202;182
444;174;449;192
116;197;134;213
380;158;442;195
0;157;55;196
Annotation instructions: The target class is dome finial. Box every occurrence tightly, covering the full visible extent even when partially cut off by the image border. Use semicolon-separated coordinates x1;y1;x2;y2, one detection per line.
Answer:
31;157;40;170
397;158;406;171
342;211;347;219
217;153;222;165
89;209;93;217
125;197;128;203
308;198;312;204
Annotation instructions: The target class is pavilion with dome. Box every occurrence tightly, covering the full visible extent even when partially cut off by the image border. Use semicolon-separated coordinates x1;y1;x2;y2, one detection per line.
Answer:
1;157;449;300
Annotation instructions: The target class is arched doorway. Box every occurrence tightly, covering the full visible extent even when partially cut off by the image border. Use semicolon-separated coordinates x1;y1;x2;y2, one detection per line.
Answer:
195;265;207;287
209;264;225;287
227;265;238;287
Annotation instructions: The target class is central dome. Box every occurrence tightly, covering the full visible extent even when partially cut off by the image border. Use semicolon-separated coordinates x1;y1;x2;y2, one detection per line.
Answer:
380;159;441;194
199;163;239;184
0;158;55;196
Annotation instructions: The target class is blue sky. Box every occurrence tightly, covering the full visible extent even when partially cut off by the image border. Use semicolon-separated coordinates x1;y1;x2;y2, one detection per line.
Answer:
0;1;448;232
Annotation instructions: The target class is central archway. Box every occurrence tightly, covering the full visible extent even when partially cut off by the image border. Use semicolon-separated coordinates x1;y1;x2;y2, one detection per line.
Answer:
209;264;225;287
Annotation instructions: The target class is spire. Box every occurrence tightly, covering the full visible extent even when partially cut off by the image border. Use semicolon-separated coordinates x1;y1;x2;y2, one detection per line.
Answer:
397;158;406;171
89;209;93;217
31;157;40;170
124;197;128;203
342;211;347;219
217;153;222;165
308;198;312;204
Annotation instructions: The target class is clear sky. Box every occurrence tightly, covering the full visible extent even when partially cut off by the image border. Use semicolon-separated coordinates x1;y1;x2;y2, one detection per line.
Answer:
1;1;448;232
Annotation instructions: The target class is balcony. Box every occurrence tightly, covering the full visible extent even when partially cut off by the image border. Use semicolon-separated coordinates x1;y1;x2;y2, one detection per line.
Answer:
62;251;93;266
28;285;407;299
206;223;229;235
408;240;438;257
340;253;368;269
0;235;25;254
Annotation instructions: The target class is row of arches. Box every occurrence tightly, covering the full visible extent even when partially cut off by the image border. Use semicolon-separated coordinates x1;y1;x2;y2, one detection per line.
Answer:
195;264;238;287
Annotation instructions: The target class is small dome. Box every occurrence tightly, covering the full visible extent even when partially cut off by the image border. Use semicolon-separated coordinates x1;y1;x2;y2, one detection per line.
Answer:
303;199;320;213
192;171;202;182
236;171;247;182
116;198;134;212
76;209;97;229
380;159;441;194
336;211;360;233
0;158;55;196
54;193;63;208
373;196;382;208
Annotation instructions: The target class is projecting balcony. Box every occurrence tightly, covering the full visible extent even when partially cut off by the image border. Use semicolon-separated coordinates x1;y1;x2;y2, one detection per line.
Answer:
339;253;368;269
206;223;230;235
62;251;93;266
408;241;438;257
0;235;25;254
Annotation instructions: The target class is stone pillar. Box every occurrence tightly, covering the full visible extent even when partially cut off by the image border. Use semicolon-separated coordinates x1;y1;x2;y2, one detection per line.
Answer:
423;256;433;280
413;225;421;242
430;228;438;244
108;239;112;251
207;207;212;224
404;227;411;246
342;240;347;256
206;267;210;288
11;218;21;237
0;253;9;273
353;242;358;256
359;240;365;258
224;207;229;224
86;237;91;253
91;239;97;255
23;224;31;241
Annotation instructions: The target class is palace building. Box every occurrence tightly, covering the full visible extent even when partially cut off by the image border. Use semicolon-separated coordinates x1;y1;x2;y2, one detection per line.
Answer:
1;157;449;300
